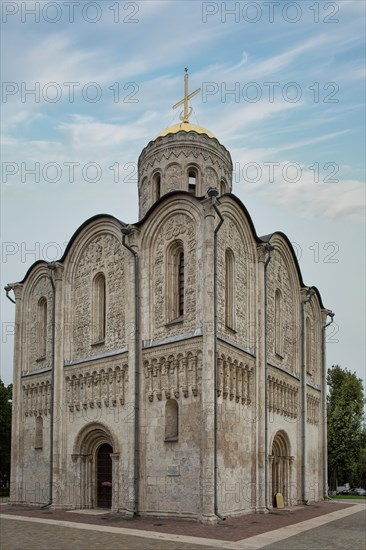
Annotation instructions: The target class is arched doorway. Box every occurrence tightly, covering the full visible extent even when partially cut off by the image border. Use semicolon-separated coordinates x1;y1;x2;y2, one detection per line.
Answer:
269;430;294;507
72;423;119;510
97;443;113;508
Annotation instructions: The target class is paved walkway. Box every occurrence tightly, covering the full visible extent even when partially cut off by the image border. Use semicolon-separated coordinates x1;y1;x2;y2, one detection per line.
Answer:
1;500;365;550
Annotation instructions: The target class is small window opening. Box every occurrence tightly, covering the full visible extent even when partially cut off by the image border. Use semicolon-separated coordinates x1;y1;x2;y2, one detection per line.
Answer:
165;399;178;441
154;174;161;201
35;416;43;449
188;171;197;195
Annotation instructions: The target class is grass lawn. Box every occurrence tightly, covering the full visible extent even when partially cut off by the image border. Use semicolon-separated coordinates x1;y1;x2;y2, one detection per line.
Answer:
330;495;366;500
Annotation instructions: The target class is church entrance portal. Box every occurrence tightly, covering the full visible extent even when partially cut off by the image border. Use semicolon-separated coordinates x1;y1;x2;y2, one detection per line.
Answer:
97;443;113;508
270;430;293;507
72;423;119;510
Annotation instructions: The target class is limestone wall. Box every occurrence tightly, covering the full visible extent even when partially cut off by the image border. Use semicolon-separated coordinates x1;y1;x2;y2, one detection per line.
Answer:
18;373;50;504
140;342;203;516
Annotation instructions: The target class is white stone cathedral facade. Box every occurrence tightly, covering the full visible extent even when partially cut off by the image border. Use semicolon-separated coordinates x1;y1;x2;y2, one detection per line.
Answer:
7;107;332;522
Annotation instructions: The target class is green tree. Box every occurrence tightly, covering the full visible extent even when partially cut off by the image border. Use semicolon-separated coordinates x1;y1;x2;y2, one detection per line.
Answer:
0;378;12;488
355;426;366;488
327;365;365;490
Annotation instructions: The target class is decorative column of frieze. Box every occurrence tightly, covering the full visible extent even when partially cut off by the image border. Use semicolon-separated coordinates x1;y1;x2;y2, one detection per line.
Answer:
161;359;168;399
34;385;39;416
193;353;200;397
156;360;163;401
86;374;92;408
108;369;116;407
164;359;171;399
89;372;99;409
80;376;86;409
308;395;312;423
236;364;242;403
103;371;110;407
95;373;102;408
32;385;37;416
247;367;253;405
280;386;285;415
116;368;123;406
230;361;236;401
315;399;320;424
290;387;295;418
152;359;158;400
172;358;179;398
222;359;229;399
188;355;198;397
285;384;290;417
75;377;81;410
278;382;283;414
180;356;188;398
242;368;248;404
38;385;43;415
288;385;293;417
267;378;272;412
66;378;73;411
39;383;44;414
290;386;295;417
39;384;44;414
276;380;280;413
147;364;153;402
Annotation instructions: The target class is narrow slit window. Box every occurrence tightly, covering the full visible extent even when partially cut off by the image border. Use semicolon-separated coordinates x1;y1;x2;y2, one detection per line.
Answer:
306;317;312;375
225;249;235;329
275;289;283;356
166;241;185;322
37;297;47;359
154;173;161;201
178;252;184;317
93;273;106;343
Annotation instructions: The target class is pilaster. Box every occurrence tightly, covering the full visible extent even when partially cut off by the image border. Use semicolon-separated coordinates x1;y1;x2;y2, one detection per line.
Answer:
200;198;217;523
9;283;24;504
256;244;267;512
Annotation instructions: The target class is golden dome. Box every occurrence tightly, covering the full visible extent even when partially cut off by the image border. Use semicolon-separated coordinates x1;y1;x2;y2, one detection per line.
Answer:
156;122;215;139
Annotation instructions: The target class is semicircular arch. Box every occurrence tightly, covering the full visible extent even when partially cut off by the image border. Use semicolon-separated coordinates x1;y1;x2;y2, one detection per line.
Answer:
73;422;119;456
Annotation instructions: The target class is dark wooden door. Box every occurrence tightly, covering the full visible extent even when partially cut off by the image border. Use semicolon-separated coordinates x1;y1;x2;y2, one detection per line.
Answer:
97;443;112;508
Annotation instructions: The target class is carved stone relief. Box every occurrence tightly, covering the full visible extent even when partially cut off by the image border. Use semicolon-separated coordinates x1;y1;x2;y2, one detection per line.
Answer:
144;350;202;402
268;375;299;419
65;364;128;411
23;378;51;416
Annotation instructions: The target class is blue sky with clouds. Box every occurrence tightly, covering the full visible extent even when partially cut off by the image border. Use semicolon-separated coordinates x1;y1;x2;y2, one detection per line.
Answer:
1;0;365;389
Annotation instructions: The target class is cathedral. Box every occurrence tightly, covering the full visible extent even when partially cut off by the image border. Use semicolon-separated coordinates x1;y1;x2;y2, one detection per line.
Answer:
7;72;333;522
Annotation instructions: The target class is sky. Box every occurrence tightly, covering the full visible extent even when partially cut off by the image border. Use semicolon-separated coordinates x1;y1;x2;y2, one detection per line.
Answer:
1;0;365;392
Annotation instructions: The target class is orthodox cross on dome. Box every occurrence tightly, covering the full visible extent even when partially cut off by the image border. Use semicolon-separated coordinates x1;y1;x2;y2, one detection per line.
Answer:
172;68;201;124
